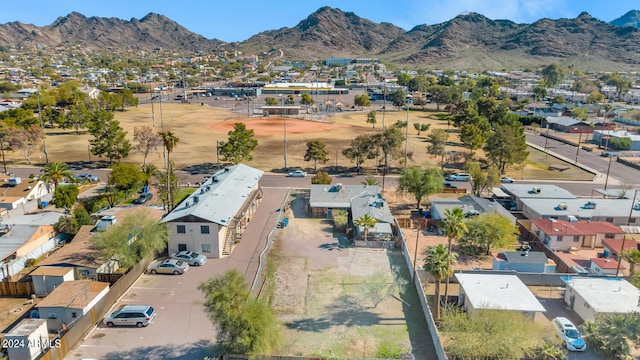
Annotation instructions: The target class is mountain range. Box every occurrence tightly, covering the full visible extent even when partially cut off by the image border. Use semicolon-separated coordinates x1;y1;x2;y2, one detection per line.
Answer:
1;7;639;71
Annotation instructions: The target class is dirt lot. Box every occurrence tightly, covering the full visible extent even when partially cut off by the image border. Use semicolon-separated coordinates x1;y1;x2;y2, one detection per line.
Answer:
268;191;436;359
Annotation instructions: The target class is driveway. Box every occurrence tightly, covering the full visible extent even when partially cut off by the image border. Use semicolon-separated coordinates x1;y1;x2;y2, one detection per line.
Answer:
64;187;290;360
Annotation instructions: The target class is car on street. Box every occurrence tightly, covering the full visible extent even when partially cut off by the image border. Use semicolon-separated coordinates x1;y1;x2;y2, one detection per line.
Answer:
171;250;207;266
133;192;153;204
446;172;471;181
104;305;156;328
287;170;307;177
76;173;99;183
500;176;515;183
552;317;586;352
149;259;189;275
443;182;457;188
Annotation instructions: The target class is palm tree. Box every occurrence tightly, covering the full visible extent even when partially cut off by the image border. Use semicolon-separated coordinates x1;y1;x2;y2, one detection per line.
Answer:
361;176;379;186
354;214;377;241
439;207;467;306
39;162;73;189
160;131;179;209
423;244;457;319
140;164;158;186
621;249;640;277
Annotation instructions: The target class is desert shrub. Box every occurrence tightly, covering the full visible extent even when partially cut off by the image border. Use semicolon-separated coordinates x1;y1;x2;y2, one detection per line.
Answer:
332;209;348;232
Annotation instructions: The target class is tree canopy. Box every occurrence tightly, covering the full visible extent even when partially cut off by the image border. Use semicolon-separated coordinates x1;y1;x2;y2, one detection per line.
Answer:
459;213;519;255
397;166;444;208
219;123;259;164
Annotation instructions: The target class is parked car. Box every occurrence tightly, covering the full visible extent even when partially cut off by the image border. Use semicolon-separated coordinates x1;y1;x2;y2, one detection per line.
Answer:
104;305;156;328
76;173;99;183
171;251;207;266
446;172;471;181
500;176;515;183
552;317;586;352
149;259;189;275
443;182;458;189
287;170;307;178
133;193;153;204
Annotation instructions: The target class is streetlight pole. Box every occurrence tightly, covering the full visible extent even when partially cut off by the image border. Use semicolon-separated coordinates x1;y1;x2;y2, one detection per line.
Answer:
574;130;583;164
404;103;409;170
412;219;422;282
543;121;551;158
279;95;288;171
604;156;613;190
37;94;49;164
616;189;638;277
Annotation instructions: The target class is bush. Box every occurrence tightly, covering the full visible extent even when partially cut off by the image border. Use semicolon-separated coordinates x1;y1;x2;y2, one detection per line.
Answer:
375;340;403;359
332;209;348;232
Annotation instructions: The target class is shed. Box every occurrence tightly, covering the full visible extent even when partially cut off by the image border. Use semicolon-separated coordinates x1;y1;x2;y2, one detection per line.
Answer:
4;318;49;360
30;266;75;297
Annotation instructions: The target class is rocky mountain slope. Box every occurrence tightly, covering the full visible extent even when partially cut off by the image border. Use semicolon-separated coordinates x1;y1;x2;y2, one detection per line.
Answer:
1;7;639;70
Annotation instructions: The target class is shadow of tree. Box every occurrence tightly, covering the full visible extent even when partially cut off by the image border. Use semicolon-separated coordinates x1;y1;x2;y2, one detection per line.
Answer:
99;339;217;360
181;163;219;174
289;191;309;218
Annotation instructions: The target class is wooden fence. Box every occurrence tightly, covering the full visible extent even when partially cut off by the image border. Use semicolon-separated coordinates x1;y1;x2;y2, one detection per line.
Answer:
0;281;34;296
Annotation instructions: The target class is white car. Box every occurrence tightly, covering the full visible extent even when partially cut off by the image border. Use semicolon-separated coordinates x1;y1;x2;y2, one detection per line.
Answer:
171;250;207;266
447;172;471;181
287;170;307;178
552;317;586;352
500;176;515;183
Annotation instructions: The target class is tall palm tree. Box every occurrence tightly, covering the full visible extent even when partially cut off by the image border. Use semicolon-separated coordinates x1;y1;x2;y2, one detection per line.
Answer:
140;164;158;186
39;162;73;189
423;244;457;319
160;131;179;209
621;249;640;277
354;214;377;241
439;207;467;306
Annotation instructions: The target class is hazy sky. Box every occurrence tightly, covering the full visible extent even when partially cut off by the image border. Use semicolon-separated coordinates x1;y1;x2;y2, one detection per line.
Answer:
0;0;637;42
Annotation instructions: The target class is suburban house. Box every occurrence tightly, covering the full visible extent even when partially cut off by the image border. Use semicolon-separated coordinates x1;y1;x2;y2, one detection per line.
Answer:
601;238;640;276
563;277;640;322
531;219;625;251
455;273;546;318
492;250;556;273
37;225;119;280
30;266;75;297
161;164;263;258
522;198;640;225
500;184;575;212
309;184;398;242
0;223;59;280
589;257;624;276
543;116;613;133
0;174;53;211
593;129;640;151
33;280;109;332
430;195;516;224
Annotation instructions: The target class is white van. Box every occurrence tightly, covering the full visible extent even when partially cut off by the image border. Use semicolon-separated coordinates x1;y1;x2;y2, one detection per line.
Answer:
447;172;471;181
104;305;156;328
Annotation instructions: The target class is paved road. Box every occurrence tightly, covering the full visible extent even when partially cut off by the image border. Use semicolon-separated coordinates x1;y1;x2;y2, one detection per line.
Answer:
526;132;639;186
64;187;290;360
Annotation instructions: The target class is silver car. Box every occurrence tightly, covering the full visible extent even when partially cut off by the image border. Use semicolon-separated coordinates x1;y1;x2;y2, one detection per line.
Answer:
171;251;207;266
149;259;189;275
104;305;156;328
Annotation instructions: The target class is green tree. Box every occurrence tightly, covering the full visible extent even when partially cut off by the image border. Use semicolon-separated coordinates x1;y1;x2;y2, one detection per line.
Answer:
374;126;404;174
54;205;94;236
621;249;640;277
391;89;406;108
52;184;79;210
427;129;447;168
140;164;158;186
459;123;487;157
92;210;168;268
423;244;457;319
87;110;131;162
354;214;377;241
219;123;259;164
584;313;640;360
541;63;565;87
465;160;499;197
362;176;379;186
342;133;378;173
571;107;589;121
396;73;412;86
366;110;377;128
265;97;278;106
439;207;467;304
609;137;632;150
199;269;282;355
109;163;146;197
40;162;73;189
299;93;314;109
602;72;633;101
413;123;430;135
354;94;371;110
484;121;529;174
397;166;444;209
61;104;90;133
459;213;519;255
533;85;547;102
160;131;180;209
310;171;332;184
303;140;329;171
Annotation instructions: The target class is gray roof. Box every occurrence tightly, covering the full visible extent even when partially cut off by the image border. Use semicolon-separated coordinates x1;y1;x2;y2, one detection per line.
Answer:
161;164;263;226
8;212;65;226
503;251;548;265
430;195;515;223
545;116;581;127
0;225;43;261
521;198;638;219
564;277;640;314
309;184;379;208
501;184;576;199
455;273;546;313
350;193;394;224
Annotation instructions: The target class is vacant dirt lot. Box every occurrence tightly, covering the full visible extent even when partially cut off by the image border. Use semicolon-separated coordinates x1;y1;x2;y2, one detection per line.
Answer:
268;191;436;359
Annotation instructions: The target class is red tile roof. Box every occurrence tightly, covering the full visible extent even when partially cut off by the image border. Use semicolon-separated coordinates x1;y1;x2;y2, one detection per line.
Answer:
533;219;624;236
601;238;640;254
591;257;624;270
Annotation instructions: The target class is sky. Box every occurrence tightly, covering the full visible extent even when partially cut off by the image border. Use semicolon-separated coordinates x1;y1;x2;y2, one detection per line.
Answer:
0;0;638;43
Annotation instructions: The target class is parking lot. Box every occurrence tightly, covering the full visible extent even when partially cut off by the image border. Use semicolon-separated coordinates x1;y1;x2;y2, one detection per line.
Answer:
64;187;290;360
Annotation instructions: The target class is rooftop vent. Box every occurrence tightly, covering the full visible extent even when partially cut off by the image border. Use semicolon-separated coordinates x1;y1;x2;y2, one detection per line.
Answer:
584;201;597;209
558;203;568;210
532;186;541;194
193;196;199;204
8;177;21;186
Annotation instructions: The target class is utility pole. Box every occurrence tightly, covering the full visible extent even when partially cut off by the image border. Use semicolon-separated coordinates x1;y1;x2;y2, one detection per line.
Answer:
412;219;421;282
37;94;49;164
574;131;583;164
604;156;613;190
616;189;639;277
404;103;409;169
